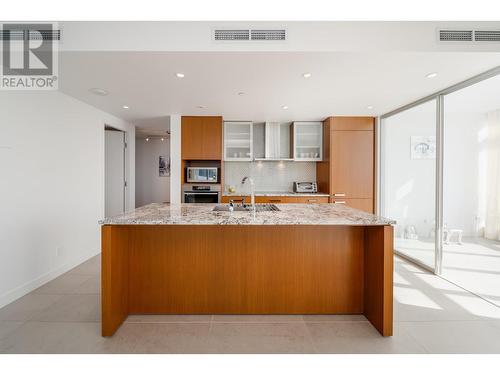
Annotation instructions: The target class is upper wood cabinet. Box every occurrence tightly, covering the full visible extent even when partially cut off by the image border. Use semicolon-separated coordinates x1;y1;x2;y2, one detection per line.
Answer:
317;117;375;213
182;116;222;160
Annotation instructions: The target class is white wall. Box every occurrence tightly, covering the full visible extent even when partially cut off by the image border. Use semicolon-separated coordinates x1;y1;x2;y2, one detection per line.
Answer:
169;115;181;204
0;91;134;308
444;111;488;236
135;138;170;207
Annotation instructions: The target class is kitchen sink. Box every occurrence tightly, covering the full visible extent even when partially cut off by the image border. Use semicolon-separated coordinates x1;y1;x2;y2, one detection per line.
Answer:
213;204;280;212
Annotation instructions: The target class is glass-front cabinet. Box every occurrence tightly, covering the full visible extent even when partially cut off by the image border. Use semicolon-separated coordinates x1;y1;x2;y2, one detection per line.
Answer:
224;121;253;161
292;121;323;161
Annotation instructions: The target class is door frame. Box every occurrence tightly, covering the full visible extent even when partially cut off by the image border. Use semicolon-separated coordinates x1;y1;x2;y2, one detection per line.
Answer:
104;125;128;216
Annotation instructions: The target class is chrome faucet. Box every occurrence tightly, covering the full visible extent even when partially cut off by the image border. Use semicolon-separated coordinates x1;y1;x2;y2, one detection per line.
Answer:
241;176;255;211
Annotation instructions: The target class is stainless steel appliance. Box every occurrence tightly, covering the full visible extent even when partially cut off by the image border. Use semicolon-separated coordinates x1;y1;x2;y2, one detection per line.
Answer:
293;181;318;193
186;167;218;183
183;185;221;203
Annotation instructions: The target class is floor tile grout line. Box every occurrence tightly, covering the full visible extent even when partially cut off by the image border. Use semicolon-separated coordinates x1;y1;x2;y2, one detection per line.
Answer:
395;323;431;354
436;273;500;309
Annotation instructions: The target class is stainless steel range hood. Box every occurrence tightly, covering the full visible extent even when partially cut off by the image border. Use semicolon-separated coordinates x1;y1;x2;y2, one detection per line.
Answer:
254;122;293;161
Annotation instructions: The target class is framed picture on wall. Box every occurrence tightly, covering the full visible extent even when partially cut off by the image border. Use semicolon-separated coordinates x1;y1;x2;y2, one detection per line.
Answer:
159;156;170;177
411;136;436;159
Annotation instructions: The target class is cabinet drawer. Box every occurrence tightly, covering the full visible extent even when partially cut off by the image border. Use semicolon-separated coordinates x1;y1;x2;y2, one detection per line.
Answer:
222;196;329;204
221;196;248;203
287;196;329;204
330;198;374;213
256;197;286;203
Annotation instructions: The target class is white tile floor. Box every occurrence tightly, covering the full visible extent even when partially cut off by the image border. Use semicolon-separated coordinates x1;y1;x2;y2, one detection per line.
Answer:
1;254;500;353
397;237;500;306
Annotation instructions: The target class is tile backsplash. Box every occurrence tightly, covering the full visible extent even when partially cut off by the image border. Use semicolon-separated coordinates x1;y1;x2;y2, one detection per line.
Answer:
224;161;316;193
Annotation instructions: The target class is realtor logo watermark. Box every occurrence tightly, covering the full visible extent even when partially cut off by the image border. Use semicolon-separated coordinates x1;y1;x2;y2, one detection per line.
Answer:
1;22;59;90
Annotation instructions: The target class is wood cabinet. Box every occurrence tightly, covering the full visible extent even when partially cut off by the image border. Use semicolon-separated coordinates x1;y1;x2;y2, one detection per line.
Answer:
317;117;375;213
330;198;374;213
221;196;329;204
331;129;374;199
182;116;222;160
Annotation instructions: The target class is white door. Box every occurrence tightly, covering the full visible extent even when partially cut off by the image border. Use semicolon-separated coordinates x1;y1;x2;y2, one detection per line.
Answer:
105;130;125;217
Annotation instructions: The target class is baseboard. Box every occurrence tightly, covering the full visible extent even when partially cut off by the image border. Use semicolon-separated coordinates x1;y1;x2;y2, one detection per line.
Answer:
0;249;101;309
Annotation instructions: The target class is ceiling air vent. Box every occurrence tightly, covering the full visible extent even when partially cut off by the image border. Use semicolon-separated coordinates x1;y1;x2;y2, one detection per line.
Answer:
251;29;286;41
439;29;473;41
474;30;500;42
0;29;24;40
0;29;62;41
214;29;250;41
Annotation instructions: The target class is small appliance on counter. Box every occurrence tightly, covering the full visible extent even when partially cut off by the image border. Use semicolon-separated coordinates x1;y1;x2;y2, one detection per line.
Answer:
293;181;318;193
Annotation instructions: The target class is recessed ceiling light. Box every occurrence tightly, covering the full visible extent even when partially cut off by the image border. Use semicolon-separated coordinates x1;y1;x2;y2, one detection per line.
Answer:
426;72;438;79
175;73;185;78
89;88;108;96
145;138;150;142
282;105;289;110
161;138;164;142
302;73;312;78
197;105;206;109
122;105;129;109
367;105;374;110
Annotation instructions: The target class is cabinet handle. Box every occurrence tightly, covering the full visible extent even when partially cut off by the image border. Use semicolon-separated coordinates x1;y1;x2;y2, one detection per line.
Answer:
333;193;346;197
334;201;346;204
307;199;317;202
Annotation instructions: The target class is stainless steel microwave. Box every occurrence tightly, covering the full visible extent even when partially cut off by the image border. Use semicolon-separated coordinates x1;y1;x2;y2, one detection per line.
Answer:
186;167;218;183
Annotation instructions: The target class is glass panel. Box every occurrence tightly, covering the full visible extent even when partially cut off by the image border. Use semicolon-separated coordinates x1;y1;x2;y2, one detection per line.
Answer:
225;122;252;160
294;122;322;161
442;74;500;306
381;100;437;270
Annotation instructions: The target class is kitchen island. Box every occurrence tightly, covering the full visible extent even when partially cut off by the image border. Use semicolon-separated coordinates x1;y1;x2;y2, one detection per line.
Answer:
100;203;395;337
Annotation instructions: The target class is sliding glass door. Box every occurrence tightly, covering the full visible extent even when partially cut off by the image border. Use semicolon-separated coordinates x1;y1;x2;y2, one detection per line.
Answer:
442;74;500;305
380;100;437;271
380;67;500;282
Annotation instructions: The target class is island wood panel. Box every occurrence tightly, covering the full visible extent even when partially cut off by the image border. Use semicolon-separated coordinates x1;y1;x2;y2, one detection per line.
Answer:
102;224;394;337
126;225;364;315
101;225;129;337
364;225;394;336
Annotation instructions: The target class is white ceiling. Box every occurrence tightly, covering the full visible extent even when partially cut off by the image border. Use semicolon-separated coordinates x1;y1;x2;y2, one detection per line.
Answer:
58;51;500;128
445;73;500;114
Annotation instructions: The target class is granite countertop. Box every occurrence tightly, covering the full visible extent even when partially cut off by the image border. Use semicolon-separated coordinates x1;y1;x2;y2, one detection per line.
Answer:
100;203;396;226
222;191;330;197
